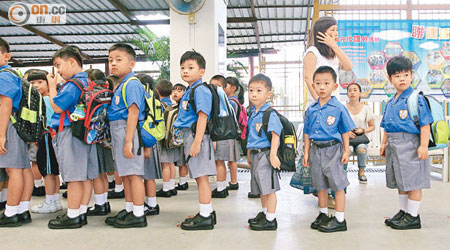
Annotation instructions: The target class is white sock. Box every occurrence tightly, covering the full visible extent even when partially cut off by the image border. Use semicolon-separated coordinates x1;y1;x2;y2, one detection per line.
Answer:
18;201;30;213
319;207;328;215
146;196;157;207
169;179;176;190
80;204;88;214
125;202;133;212
263;208;268;214
335;211;345;222
34;179;44;188
1;188;7;202
407;199;421;217
4;205;19;217
162;182;170;191
217;181;227;192
103;192;108;203
45;194;54;203
107;175;115;183
179;176;188;185
133;205;144;217
115;184;124;193
52;193;60;202
266;213;276;222
399;194;408;212
199;203;213;217
95;194;105;206
67;208;80;219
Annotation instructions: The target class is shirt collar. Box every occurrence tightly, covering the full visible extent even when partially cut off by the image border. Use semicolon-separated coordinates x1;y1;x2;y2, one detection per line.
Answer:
397;86;413;99
311;96;339;108
72;72;88;79
251;102;271;114
161;97;171;102
188;79;203;89
120;72;136;84
0;65;11;70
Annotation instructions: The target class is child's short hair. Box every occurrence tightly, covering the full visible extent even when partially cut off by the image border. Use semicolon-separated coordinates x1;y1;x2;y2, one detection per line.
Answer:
136;73;154;90
85;69;106;81
52;45;83;67
106;74;120;89
180;50;206;69
386;56;412;77
249;73;272;91
0;38;10;53
27;69;48;82
156;79;173;97
109;43;136;60
313;66;337;83
210;75;226;87
173;83;186;91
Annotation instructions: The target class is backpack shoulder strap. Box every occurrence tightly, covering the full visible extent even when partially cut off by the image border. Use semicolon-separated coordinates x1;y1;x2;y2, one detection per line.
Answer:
121;76;140;108
188;82;207;114
230;97;241;116
259;107;275;140
407;90;421;127
0;68;20;78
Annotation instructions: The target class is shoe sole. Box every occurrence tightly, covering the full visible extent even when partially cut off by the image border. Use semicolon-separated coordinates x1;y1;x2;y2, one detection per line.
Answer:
0;222;23;227
112;222;147;228
31;210;57;214
249;226;277;231
48;223;82;229
87;212;109;216
390;224;421;230
180;224;214;230
145;211;160;216
359;180;368;184
318;227;347;233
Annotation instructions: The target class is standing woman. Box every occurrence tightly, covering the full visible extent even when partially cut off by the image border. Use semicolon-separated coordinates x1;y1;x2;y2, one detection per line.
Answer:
346;83;375;183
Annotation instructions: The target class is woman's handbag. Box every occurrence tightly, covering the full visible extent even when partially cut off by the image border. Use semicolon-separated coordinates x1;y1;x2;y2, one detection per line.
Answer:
349;134;370;147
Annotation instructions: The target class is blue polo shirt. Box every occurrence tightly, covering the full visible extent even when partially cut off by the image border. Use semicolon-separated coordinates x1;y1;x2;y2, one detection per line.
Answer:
304;96;356;142
161;97;172;106
247;103;282;149
0;65;22;112
380;86;433;134
107;72;146;121
173;79;212;128
51;72;87;128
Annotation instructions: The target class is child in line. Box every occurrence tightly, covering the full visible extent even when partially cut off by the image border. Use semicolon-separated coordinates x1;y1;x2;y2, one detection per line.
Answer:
303;66;355;233
174;51;216;230
47;46;100;229
28;70;62;214
381;56;433;230
172;83;189;190
105;43;147;228
0;38;34;227
246;73;282;231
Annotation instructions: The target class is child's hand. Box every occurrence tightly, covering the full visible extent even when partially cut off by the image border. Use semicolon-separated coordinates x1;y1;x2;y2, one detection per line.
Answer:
144;147;151;158
270;153;281;170
380;143;386;157
123;141;134;159
417;145;429;160
302;153;310;167
189;141;201;157
247;157;251;167
0;136;7;155
47;73;58;89
349;131;356;139
341;151;349;164
213;141;216;152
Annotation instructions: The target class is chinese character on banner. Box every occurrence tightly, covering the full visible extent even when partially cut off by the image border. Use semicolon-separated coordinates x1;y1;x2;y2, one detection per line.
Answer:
347;36;353;42
439;28;450;40
340;36;346;42
426;27;438;39
412;25;425;39
362;36;368;42
353;35;361;43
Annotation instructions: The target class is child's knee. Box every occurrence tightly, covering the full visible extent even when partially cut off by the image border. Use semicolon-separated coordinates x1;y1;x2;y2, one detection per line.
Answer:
356;146;367;154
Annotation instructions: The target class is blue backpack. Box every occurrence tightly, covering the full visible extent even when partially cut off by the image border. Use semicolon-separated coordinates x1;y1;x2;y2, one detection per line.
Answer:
407;90;449;150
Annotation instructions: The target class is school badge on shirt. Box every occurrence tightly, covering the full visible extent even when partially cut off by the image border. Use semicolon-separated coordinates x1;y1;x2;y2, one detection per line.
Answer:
115;95;120;105
399;110;408;119
326;116;336;125
255;123;262;133
182;100;189;110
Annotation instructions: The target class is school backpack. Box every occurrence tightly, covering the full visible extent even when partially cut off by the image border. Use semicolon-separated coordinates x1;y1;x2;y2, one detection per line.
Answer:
229;96;248;155
407;90;449;150
1;68;46;143
161;102;183;149
188;83;239;141
259;107;298;172
58;78;113;145
122;77;165;148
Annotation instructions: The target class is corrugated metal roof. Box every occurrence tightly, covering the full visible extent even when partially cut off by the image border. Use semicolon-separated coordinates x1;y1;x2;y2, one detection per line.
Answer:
0;0;311;65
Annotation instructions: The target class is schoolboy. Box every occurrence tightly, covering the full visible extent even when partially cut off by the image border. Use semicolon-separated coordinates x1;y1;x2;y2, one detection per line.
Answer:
172;83;189;190
174;51;216;230
0;38;34;227
246;73;282;231
381;56;433;230
105;43;147;228
303;66;355;233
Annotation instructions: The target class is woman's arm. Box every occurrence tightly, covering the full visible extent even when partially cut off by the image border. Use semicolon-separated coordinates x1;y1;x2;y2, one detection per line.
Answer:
364;118;375;134
303;52;318;100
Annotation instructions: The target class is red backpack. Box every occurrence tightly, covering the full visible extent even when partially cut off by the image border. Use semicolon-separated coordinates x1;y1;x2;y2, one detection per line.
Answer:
229;97;248;140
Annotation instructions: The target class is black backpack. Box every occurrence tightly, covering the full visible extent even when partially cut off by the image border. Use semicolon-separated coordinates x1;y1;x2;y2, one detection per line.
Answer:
188;83;239;141
1;68;46;143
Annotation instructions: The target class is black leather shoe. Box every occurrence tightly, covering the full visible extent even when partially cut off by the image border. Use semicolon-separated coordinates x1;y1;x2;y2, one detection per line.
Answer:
18;211;32;224
108;181;115;189
170;189;178;196
87;204;109;216
144;204;160;216
212;188;228;198
183;211;217;225
248;192;259;198
358;174;368;184
181;213;214;230
105;209;130;226
48;214;82;229
62;191;67;199
113;212;147;228
60;183;67;190
311;213;329;230
156;189;172;198
105;202;111;213
385;210;406;226
248;211;266;225
390;213;421;230
80;213;87;225
0;201;6;211
250;217;277;231
228;182;239;190
318;217;347;232
0;212;22;227
32;186;45;197
176;182;189;190
108;190;125;199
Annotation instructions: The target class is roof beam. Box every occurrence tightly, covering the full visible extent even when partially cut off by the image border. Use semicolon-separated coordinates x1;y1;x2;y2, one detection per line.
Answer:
1;31;139;37
249;0;262;68
228;39;304;46
228;5;310;9
66;8;168;14
228;32;306;39
107;0;137;21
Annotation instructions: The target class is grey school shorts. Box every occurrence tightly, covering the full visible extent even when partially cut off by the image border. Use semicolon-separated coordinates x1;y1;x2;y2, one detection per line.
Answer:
175;145;186;167
144;145;162;180
249;149;280;195
385;132;431;192
110;120;144;177
96;144;115;174
28;143;38;162
0;121;30;169
159;142;180;164
214;139;240;162
182;128;216;179
309;141;349;192
53;127;99;182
